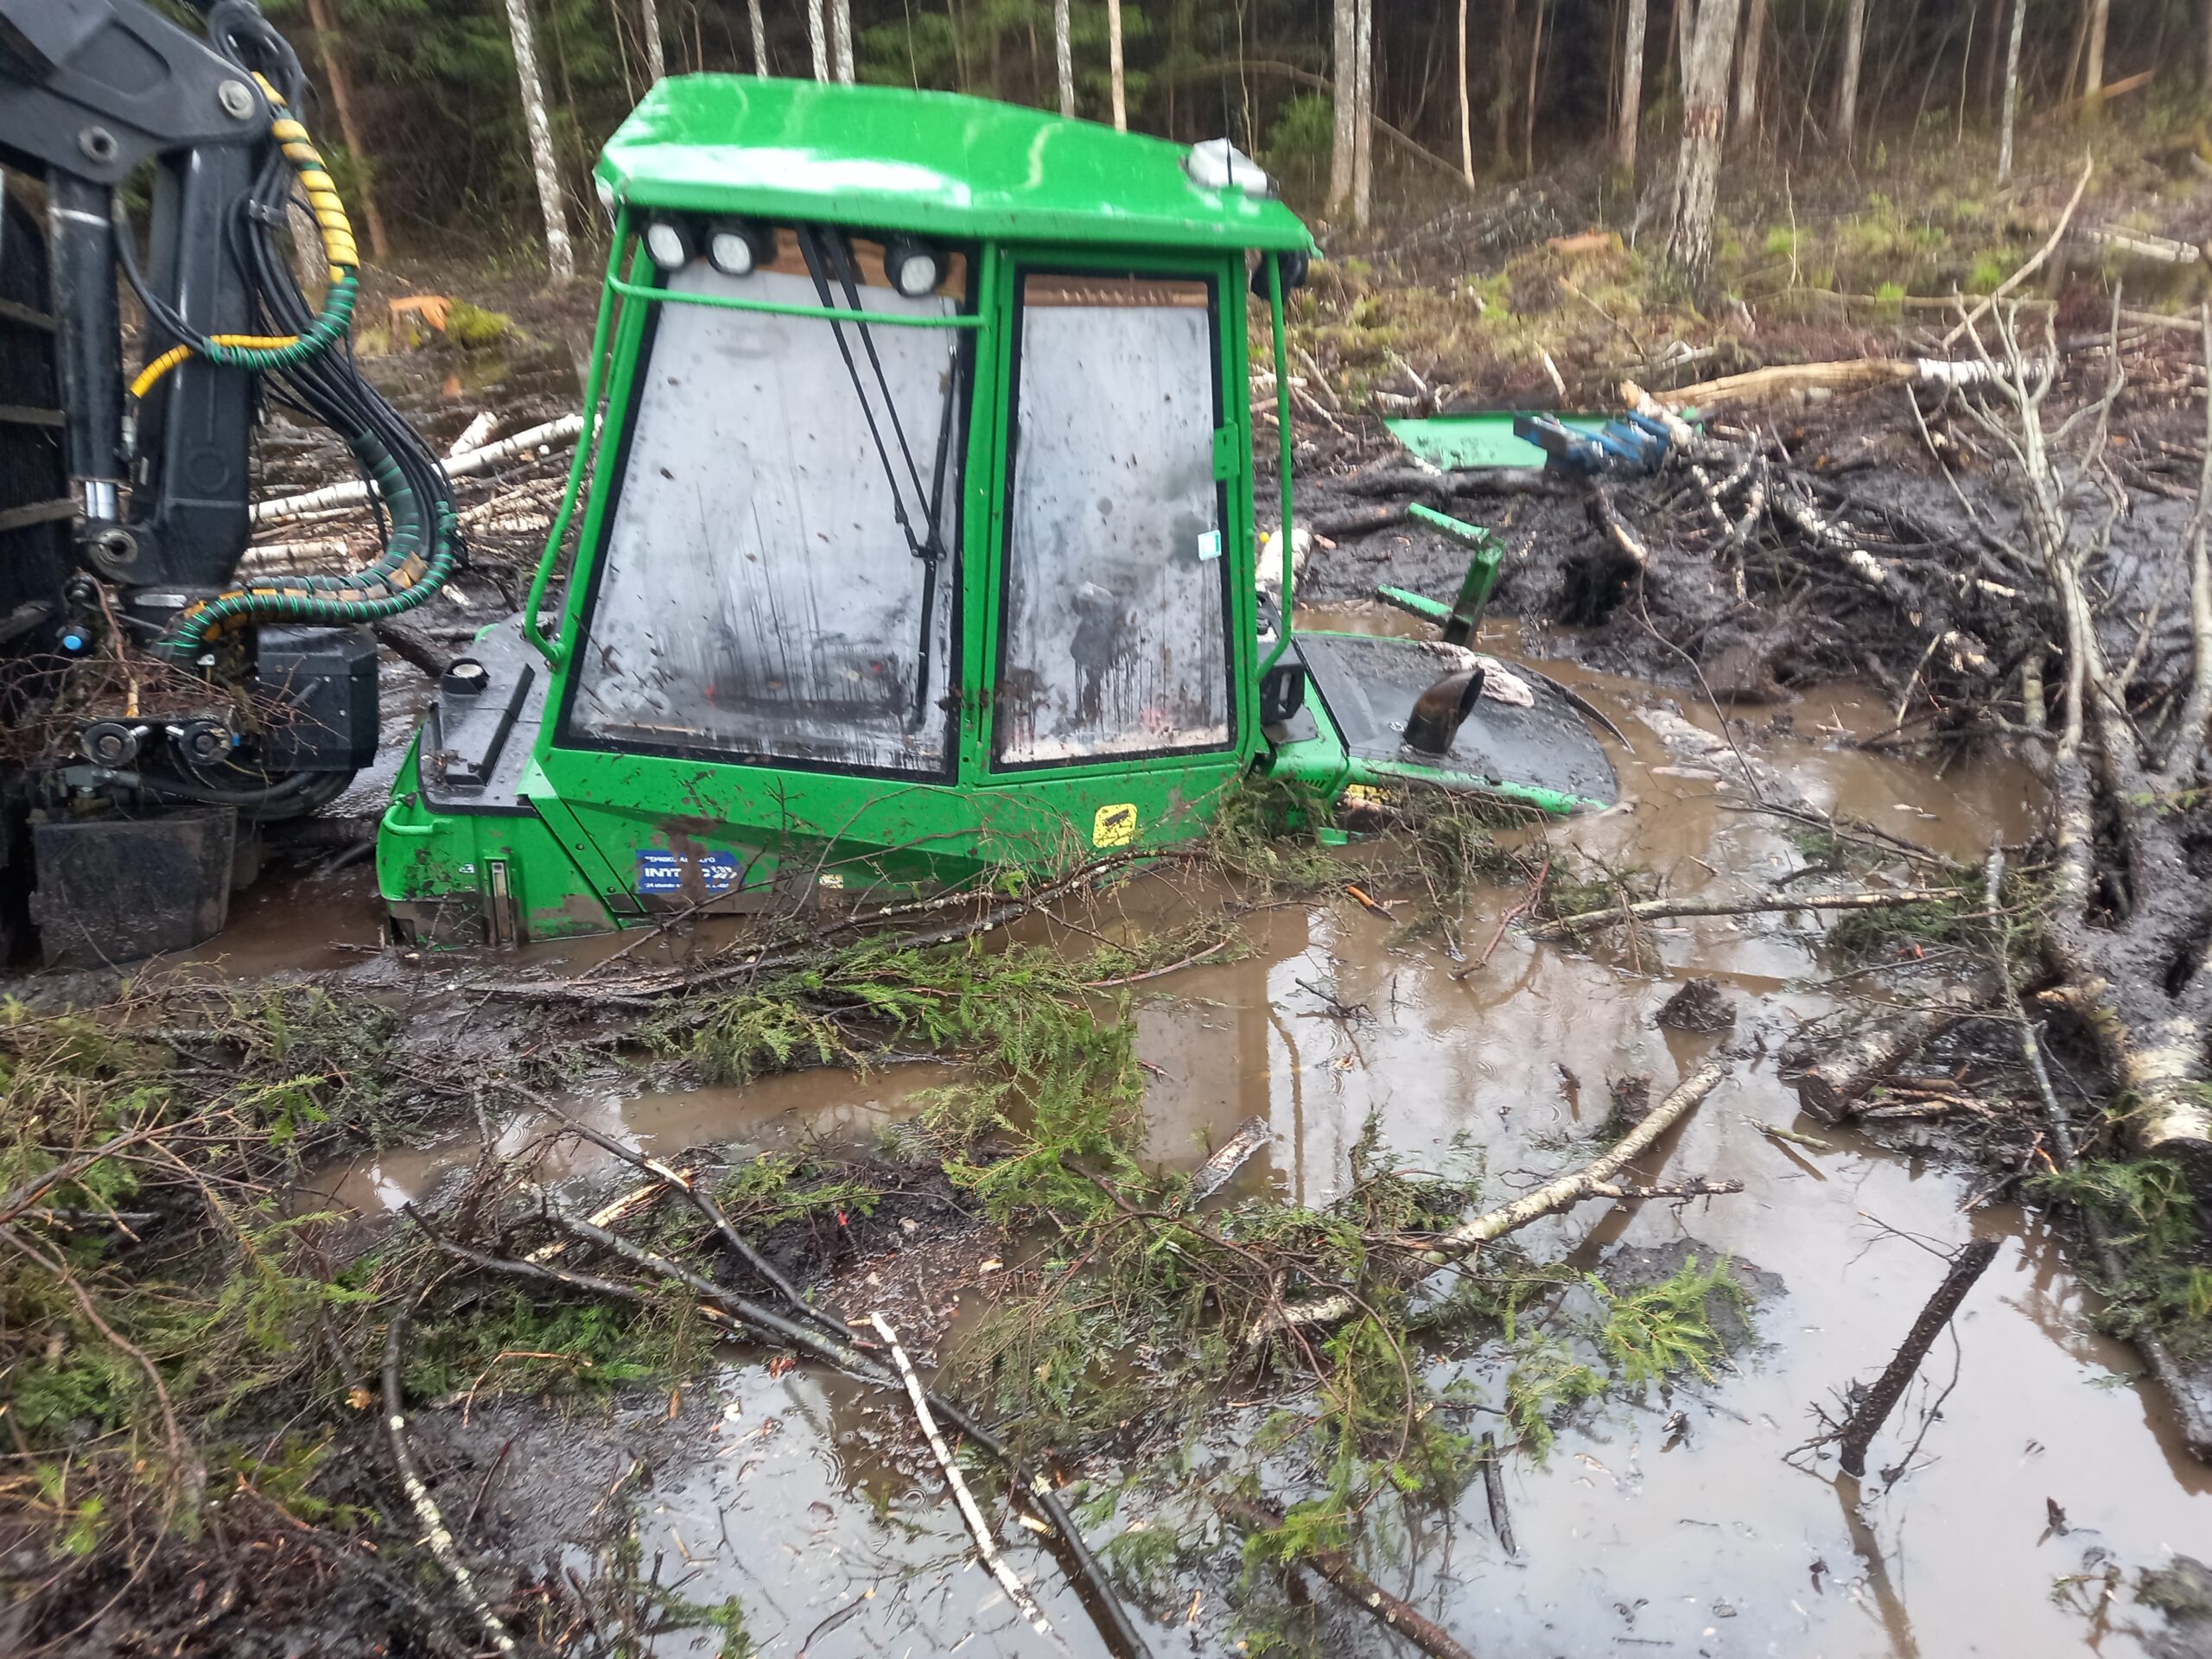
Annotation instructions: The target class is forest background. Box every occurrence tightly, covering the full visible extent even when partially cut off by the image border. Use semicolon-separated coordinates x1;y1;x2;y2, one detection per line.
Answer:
246;0;2191;297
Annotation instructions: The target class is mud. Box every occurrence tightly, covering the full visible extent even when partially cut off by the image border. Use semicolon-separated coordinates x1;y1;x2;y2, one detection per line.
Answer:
170;600;2212;1659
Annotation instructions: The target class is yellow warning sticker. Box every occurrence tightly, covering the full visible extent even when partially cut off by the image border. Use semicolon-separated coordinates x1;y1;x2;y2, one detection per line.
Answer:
1092;803;1139;848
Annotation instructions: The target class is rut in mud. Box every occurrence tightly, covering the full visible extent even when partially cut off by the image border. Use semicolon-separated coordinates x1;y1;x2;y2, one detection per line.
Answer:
11;613;2209;1659
13;299;2212;1656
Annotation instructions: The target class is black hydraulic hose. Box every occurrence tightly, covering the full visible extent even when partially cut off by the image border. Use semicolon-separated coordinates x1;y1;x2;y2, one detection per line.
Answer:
91;768;317;806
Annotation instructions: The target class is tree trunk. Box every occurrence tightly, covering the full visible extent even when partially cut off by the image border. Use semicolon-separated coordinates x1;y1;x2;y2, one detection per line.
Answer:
1732;0;1763;141
2081;0;2110;116
1672;0;1693;91
639;0;667;82
749;0;768;74
1617;0;1647;168
1998;0;2024;181
807;0;829;80
1834;0;1866;153
1353;0;1375;227
1107;0;1127;129
1494;0;1517;169
1665;0;1744;280
832;0;855;81
1053;0;1074;116
2204;0;2212;94
302;0;391;264
1981;0;2004;112
500;0;574;283
1522;0;1548;173
1328;0;1357;213
1459;0;1477;183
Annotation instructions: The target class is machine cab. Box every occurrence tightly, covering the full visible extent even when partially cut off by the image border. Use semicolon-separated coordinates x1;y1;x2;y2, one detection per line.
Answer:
378;78;1613;946
380;79;1311;942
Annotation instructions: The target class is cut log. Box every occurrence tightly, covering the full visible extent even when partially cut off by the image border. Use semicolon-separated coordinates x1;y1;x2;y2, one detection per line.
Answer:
1793;984;1994;1124
251;415;585;524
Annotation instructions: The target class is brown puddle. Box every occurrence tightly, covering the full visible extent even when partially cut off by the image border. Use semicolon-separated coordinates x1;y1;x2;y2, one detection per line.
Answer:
276;607;2202;1658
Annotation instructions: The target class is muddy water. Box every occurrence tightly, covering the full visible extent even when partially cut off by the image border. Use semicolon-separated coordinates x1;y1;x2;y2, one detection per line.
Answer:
268;606;2208;1658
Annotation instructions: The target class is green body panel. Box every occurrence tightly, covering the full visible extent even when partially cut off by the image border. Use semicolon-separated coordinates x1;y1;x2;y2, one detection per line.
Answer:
1382;410;1607;471
377;82;1606;946
597;76;1313;254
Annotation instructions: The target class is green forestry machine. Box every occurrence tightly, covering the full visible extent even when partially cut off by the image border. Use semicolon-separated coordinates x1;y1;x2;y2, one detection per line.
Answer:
376;78;1618;945
0;3;1616;963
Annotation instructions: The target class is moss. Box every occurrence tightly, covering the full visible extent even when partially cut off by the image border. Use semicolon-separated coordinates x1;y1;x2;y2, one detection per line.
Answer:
443;299;516;349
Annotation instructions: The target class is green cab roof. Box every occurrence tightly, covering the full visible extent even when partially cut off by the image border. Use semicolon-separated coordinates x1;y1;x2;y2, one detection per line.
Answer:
597;76;1314;254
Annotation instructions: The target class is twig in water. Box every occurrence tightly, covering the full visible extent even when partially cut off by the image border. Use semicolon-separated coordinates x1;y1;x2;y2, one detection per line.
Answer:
1537;886;1965;939
1217;1497;1475;1659
1480;1432;1518;1556
1827;1237;1999;1478
382;1290;522;1656
1258;1062;1731;1337
870;1313;1052;1637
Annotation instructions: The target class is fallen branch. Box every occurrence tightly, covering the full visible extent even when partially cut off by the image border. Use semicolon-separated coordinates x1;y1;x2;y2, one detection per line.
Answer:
1829;1237;1999;1478
1179;1116;1275;1212
1260;1063;1729;1337
1536;886;1966;940
2079;226;2200;266
381;1294;521;1656
871;1313;1052;1637
1649;357;2003;413
1983;848;2212;1460
1587;483;1652;568
1216;1497;1475;1659
1942;153;2093;349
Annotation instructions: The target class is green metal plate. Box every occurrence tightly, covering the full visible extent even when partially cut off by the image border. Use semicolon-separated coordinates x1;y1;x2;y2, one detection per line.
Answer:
1382;410;1607;472
1293;631;1617;810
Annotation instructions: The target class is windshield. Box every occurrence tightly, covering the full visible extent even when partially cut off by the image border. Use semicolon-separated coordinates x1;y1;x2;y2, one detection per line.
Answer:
566;232;966;775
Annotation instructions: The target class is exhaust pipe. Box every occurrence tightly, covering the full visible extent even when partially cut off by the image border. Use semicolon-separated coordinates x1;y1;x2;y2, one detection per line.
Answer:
1403;665;1485;755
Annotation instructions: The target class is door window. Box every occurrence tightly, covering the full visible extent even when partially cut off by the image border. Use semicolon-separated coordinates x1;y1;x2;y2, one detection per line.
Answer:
994;273;1231;767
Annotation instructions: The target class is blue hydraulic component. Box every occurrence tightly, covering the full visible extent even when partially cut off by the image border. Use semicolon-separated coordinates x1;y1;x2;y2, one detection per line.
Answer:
1512;410;1674;477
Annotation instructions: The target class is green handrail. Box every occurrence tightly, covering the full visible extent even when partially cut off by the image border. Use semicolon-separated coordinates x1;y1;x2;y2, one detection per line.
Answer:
522;221;629;668
1258;251;1295;675
607;275;984;327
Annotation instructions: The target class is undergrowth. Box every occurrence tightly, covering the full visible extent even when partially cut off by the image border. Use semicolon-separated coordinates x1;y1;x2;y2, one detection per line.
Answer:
2031;1156;2212;1355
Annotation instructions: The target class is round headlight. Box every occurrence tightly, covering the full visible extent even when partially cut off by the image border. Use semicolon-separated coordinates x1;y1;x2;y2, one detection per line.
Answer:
708;219;773;277
644;217;693;270
885;237;944;299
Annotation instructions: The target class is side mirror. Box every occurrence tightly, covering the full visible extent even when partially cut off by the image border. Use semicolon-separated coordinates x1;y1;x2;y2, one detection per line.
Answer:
1259;661;1307;725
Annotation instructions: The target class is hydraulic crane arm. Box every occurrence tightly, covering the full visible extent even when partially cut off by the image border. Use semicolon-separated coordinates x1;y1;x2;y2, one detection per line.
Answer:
0;0;268;596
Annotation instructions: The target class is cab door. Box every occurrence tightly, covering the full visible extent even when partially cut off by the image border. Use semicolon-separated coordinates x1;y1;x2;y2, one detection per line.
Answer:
984;260;1248;786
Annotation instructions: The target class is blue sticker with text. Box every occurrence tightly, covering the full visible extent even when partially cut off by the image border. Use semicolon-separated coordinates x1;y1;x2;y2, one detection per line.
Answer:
636;850;684;893
699;851;741;892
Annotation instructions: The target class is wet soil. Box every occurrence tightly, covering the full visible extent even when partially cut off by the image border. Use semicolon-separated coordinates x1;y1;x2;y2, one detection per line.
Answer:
139;601;2207;1659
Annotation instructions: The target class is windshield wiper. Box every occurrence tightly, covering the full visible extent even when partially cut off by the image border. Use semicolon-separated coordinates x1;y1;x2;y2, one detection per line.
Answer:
796;226;959;729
